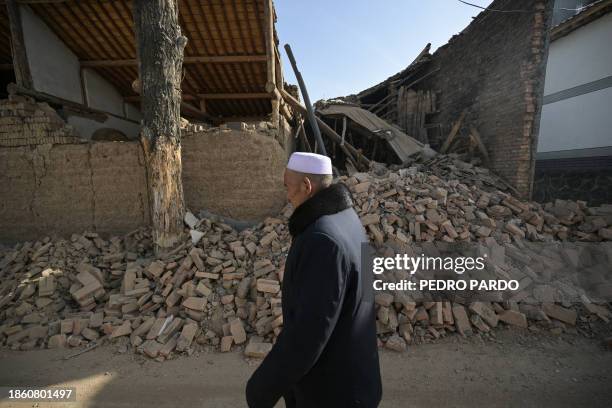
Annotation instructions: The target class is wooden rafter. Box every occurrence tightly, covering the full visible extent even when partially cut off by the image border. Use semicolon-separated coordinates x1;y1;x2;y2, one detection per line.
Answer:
81;54;267;68
127;92;273;101
198;92;273;100
0;0;278;118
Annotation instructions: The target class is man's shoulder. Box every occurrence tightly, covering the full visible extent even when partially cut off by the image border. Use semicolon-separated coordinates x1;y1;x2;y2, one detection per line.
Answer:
305;208;366;250
311;207;362;232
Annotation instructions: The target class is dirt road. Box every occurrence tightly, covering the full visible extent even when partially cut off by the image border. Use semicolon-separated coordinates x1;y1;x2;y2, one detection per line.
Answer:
0;330;610;408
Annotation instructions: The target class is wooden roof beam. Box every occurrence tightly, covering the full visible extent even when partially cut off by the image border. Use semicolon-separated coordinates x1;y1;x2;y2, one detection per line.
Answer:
263;0;279;126
81;55;267;68
6;0;33;88
198;92;273;100
0;1;69;4
125;93;273;102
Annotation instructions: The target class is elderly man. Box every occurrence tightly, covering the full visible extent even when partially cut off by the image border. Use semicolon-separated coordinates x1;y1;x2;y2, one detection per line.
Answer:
246;152;382;407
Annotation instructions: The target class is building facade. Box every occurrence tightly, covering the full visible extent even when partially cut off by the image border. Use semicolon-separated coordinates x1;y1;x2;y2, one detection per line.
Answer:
534;0;612;204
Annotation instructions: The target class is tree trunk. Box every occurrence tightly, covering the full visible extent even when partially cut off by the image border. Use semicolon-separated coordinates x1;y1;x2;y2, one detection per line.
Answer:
133;0;187;253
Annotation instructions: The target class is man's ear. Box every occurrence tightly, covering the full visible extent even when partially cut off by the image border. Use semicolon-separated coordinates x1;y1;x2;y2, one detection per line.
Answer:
301;176;313;195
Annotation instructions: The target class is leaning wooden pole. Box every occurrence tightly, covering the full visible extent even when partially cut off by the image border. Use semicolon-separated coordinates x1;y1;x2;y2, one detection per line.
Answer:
284;44;327;156
133;0;187;253
6;0;33;89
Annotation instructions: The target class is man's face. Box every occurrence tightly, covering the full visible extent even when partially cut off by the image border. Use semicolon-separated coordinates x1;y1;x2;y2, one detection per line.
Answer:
284;169;314;209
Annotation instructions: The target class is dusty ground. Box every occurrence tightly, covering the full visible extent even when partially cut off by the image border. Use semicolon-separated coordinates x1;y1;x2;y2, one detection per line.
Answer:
0;329;611;408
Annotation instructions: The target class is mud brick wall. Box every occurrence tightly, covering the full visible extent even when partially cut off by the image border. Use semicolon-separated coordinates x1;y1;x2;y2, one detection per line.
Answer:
419;0;554;198
0;126;288;243
182;126;288;221
0;142;149;243
0;96;82;147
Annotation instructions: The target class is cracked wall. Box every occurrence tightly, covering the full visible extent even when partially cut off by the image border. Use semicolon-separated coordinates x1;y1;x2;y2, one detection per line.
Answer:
0;142;150;243
0;126;289;243
182;126;288;221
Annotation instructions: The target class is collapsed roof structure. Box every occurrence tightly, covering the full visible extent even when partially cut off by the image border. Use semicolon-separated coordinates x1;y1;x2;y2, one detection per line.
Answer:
333;0;555;199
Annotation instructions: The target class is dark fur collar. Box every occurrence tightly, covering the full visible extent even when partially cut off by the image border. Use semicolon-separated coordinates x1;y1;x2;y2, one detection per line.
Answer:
288;183;353;237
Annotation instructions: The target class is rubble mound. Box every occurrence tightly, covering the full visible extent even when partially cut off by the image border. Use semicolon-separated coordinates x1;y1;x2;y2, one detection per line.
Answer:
1;162;611;359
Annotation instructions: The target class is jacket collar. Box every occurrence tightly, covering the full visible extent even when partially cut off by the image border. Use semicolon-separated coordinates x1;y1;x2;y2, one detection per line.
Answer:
288;183;354;237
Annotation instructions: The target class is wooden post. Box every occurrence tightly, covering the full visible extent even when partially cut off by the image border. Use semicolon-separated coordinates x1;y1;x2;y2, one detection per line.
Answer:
263;0;279;127
6;0;33;89
281;89;370;170
133;0;187;253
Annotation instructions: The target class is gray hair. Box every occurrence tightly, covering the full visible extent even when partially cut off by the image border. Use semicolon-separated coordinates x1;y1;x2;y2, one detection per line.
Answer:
299;172;333;189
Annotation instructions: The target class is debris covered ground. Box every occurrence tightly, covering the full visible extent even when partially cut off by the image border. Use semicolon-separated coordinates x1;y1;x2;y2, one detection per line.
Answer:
1;154;611;360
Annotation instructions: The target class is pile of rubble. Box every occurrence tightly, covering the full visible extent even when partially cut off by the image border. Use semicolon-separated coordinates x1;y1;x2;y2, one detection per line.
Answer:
0;213;291;359
344;166;611;350
0;95;81;147
1;163;611;359
348;165;612;245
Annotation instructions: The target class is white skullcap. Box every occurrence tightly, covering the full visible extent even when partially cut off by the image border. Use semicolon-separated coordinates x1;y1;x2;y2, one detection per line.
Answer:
286;152;332;175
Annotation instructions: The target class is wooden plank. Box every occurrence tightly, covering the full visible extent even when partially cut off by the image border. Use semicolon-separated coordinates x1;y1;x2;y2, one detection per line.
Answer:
0;1;69;4
469;126;490;164
263;0;278;126
123;95;212;122
440;110;466;154
197;92;273;100
263;0;275;91
80;55;268;67
6;0;33;88
371;68;439;115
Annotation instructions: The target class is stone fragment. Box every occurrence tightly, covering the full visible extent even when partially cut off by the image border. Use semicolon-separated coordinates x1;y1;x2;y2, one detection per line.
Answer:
110;321;132;338
147;261;165;279
38;275;55;297
244;342;273;358
385;334;407;352
498;310;528;328
176;323;198;352
182;297;207;312
469;302;498;327
142;340;163;358
256;279;280;294
220;336;233;352
542;303;577;326
375;293;394;307
452;305;473;336
229;319;247;344
184;212;199;229
48;334;67;349
81;328;100;341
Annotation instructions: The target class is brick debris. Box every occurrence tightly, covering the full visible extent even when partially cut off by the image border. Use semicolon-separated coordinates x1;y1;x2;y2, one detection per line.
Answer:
1;158;611;360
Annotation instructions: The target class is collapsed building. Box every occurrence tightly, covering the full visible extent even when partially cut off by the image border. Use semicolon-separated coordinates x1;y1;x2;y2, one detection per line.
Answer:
0;0;294;243
338;0;553;200
0;0;611;360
